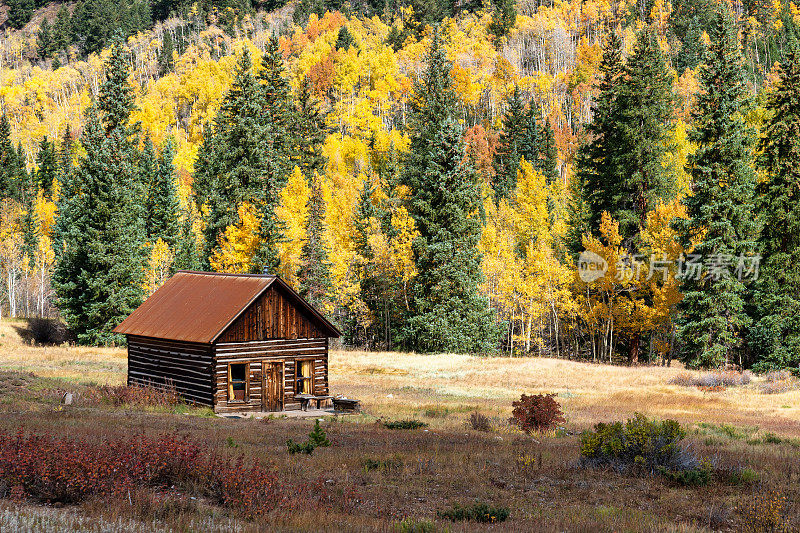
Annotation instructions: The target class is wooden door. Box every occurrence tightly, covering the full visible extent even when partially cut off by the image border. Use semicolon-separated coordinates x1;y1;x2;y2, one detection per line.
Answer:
262;362;284;411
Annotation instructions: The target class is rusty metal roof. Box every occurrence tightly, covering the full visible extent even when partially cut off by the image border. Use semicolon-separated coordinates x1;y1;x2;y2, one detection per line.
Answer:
113;271;339;343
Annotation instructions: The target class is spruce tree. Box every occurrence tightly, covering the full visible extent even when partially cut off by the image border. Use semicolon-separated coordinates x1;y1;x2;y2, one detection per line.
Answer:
35;137;57;197
615;27;677;238
193;48;287;273
52;44;148;345
335;26;356;51
675;8;757;368
399;30;500;353
58;126;74;186
538;118;558;183
158;31;175;75
294;76;328;176
493;85;526;200
174;201;203;271
519;99;540;168
142;138;179;246
37;17;54;59
749;49;800;371
571;30;625;253
489;0;517;44
53;5;72;52
298;173;333;312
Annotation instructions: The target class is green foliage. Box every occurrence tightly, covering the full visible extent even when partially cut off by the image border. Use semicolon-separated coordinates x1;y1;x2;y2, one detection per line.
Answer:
7;0;36;30
393;517;439;533
488;0;516;44
37;17;54;59
51;43;148;345
438;502;510;523
335;25;357;50
298;174;334;310
383;419;427;429
580;413;689;474
286;420;330;454
658;464;711;486
142;137;180;245
0;114;26;201
493;85;526;200
675;7;757;368
35;137;57;197
749;49;800;372
399;30;501;354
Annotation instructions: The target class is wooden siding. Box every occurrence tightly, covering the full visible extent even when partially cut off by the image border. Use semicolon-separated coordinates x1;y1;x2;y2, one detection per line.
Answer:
127;336;214;406
213;338;328;414
218;286;328;342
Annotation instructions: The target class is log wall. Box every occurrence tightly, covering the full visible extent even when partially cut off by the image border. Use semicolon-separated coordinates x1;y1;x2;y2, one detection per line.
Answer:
213;338;328;414
127;335;214;406
218;286;328;342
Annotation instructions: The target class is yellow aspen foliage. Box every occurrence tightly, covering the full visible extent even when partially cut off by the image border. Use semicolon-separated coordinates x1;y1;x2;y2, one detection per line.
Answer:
209;202;261;273
275;166;311;288
514;158;549;248
143;238;175;296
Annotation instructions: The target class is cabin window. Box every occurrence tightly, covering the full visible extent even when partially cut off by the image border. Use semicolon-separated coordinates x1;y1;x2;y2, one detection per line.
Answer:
295;360;315;395
228;363;249;402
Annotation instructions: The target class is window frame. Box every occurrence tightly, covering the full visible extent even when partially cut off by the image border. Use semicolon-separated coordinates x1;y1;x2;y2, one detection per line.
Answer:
294;358;316;395
227;362;250;403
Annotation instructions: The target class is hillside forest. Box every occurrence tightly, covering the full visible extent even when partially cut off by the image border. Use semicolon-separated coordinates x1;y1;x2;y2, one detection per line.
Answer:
1;0;800;371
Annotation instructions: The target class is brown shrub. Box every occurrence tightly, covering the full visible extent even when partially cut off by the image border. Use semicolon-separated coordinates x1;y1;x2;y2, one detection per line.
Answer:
669;372;697;386
87;382;183;407
469;412;492;432
509;393;565;434
738;490;791;532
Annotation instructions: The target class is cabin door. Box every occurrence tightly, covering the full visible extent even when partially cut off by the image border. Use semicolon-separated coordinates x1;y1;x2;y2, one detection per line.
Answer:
262;362;284;411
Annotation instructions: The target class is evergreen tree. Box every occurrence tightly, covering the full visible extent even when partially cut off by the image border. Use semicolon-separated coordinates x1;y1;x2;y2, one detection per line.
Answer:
399;30;501;353
35;137;57;197
144;137;180;245
675;8;757;368
493;85;526;200
615;27;677;239
0;115;26;201
158;31;175;75
52;44;148;345
294;76;328;175
58;126;74;186
174;202;203;271
7;0;35;29
53;5;73;52
519;100;540;169
298;173;333;312
676;16;707;73
749;49;800;371
193;48;287;273
489;0;517;44
538;117;558;183
570;30;625;253
37;17;54;59
335;25;356;50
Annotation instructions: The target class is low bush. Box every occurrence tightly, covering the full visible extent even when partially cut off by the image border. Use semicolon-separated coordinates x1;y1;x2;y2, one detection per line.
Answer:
580;413;695;474
0;429;338;519
765;370;793;382
394;517;439;532
362;455;403;472
668;372;696;386
383;420;428;430
469;412;492;432
670;370;751;388
438;502;510;523
738;490;791;532
87;382;182;408
287;420;331;455
27;318;69;345
658;464;712;486
509;393;565;433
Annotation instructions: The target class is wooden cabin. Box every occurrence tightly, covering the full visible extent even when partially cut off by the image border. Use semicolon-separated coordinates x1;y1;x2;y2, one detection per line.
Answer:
113;271;341;414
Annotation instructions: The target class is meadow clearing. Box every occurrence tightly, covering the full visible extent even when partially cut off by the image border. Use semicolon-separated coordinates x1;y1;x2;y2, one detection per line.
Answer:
0;318;798;531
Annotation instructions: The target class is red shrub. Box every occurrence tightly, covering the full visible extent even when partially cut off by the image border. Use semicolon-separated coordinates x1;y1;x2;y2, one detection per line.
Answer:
0;429;347;518
509;393;565;433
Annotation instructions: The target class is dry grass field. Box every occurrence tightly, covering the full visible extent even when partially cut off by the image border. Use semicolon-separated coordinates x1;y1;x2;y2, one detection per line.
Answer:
0;318;798;531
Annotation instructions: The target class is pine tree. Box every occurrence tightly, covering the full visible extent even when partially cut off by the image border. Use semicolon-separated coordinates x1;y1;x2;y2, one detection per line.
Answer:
194;48;287;273
298;173;333;312
7;0;35;30
538;117;558;183
35;137;57;197
749;49;800;371
294;76;328;176
174;201;203;271
570;30;625;253
158;31;175;75
37;17;54;59
615;27;677;239
399;30;500;353
53;5;73;52
143;137;180;245
58;126;74;186
493;85;526;200
675;8;757;368
335;25;356;51
519;100;540;170
488;0;516;45
52;44;148;345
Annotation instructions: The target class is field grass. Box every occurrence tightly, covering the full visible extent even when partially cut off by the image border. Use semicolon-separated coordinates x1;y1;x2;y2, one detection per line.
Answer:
0;319;798;531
